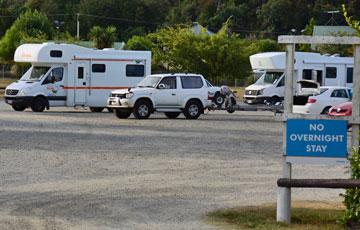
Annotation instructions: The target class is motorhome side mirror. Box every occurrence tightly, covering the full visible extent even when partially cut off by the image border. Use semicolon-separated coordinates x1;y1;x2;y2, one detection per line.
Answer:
158;83;166;89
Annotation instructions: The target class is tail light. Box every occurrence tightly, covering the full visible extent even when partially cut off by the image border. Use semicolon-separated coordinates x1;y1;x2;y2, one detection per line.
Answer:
208;91;212;100
307;98;317;104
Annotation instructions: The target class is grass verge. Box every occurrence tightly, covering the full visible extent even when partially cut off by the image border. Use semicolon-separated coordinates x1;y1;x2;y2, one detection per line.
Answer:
206;201;345;230
0;78;15;88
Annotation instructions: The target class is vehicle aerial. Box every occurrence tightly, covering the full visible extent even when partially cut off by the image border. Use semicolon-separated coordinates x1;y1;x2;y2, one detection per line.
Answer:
107;73;212;119
328;102;352;117
4;43;151;112
293;85;352;115
244;52;354;104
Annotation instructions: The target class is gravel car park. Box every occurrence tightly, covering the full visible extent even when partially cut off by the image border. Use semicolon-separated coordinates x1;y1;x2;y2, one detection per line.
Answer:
0;100;347;230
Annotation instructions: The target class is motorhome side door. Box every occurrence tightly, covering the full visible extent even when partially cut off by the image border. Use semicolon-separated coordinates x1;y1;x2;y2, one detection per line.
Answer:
75;62;89;105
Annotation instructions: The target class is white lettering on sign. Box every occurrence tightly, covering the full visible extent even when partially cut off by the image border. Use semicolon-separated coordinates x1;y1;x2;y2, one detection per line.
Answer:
306;145;327;152
309;123;324;131
289;134;344;142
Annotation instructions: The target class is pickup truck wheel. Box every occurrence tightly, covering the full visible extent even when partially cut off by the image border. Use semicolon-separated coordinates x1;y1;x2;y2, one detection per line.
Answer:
133;100;151;119
183;100;202;119
165;112;180;119
213;93;224;106
90;107;104;112
12;105;26;111
114;109;132;119
31;97;46;112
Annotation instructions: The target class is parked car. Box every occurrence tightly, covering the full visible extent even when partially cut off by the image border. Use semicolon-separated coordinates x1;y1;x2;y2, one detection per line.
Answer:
328;102;352;117
293;86;352;114
107;73;212;119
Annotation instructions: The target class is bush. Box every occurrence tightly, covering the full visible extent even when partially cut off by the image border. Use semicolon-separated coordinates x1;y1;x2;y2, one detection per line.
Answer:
340;150;360;227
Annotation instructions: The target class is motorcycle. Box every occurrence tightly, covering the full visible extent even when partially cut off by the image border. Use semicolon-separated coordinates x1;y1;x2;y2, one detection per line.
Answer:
220;85;237;113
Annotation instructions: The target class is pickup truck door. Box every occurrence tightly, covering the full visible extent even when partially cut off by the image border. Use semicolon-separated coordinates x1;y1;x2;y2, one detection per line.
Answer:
154;76;180;107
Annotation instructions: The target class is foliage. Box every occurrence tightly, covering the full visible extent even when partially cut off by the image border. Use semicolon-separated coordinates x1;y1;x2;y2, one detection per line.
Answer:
343;4;360;36
147;21;281;85
340;150;360;226
88;26;117;49
0;9;53;61
125;35;152;51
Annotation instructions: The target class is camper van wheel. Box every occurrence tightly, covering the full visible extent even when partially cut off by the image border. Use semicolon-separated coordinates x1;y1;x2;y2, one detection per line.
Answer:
133;99;152;119
31;97;47;112
89;107;104;112
114;109;132;119
270;96;280;104
12;105;26;111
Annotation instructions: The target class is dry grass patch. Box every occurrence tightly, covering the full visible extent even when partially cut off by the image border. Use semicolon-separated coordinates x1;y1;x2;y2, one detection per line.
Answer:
206;201;345;230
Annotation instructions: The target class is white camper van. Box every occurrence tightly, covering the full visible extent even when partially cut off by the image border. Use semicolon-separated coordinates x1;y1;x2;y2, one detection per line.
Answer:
243;52;354;104
4;43;151;112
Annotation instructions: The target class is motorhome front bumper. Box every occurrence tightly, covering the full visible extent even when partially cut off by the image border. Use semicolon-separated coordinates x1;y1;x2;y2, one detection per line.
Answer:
4;96;33;107
243;96;268;104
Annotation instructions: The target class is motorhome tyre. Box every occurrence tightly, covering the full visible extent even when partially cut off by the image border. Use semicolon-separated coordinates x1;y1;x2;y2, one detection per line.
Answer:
133;99;152;119
12;105;26;111
165;112;180;119
114;109;132;119
31;97;47;112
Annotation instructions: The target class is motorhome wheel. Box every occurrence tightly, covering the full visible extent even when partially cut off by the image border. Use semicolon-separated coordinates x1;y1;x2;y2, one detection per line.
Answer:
12;105;26;111
31;97;47;112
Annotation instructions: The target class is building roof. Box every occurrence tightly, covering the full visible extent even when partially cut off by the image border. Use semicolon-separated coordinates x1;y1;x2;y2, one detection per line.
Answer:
313;26;357;36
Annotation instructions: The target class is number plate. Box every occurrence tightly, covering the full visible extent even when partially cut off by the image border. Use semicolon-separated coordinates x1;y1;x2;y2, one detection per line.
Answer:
6;99;13;104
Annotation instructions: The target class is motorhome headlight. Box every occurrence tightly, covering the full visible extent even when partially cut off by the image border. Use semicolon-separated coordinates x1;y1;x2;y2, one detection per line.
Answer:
258;89;265;95
125;92;134;98
18;89;27;96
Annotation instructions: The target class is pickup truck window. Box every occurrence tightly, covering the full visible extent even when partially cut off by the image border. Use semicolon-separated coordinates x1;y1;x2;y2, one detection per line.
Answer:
158;77;176;89
181;76;203;89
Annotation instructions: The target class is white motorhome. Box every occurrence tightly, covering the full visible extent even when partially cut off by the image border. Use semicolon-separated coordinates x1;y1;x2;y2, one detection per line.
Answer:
4;43;151;112
243;52;354;104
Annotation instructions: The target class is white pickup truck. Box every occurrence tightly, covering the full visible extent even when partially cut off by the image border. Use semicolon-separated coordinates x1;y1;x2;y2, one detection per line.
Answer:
107;73;212;119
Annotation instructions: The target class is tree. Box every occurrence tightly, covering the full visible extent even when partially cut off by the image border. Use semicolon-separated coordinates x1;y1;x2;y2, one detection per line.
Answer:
0;9;53;61
88;26;117;49
125;35;152;51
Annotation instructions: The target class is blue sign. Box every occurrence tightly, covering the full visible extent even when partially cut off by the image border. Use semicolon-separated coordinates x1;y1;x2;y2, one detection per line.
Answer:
286;119;347;158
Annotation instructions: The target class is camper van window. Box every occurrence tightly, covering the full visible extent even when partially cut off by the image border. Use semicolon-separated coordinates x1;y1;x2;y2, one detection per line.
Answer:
51;67;63;82
92;64;106;73
326;67;337;79
50;50;62;58
78;67;84;79
347;67;353;84
254;72;283;85
126;65;145;77
22;66;50;81
302;69;312;80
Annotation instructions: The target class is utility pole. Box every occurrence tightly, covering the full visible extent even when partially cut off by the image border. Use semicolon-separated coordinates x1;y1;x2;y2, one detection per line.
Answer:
77;13;80;40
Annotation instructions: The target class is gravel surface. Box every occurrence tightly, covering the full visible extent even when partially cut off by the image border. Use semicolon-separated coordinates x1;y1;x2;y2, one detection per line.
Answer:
0;101;348;230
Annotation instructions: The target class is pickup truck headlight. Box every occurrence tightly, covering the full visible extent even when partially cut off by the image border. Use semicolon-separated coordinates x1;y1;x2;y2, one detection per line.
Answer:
125;92;134;98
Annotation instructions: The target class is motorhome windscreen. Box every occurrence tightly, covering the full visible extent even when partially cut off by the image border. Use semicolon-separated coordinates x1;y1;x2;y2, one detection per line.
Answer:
137;76;162;88
254;72;283;85
21;66;50;81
